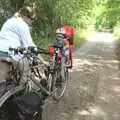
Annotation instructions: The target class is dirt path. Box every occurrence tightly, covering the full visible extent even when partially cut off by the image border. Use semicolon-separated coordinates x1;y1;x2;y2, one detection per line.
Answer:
42;32;120;120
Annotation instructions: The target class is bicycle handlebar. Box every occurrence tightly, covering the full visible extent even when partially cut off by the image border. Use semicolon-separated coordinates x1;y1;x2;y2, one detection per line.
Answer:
9;46;50;55
9;47;26;54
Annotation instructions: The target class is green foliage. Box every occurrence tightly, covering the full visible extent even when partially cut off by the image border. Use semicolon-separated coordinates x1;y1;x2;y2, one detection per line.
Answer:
56;0;95;28
25;0;56;47
75;28;87;45
10;0;24;12
97;0;120;28
1;0;119;47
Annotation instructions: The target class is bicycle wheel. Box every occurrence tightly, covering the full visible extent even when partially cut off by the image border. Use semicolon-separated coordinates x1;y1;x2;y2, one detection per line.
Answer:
52;61;68;101
0;97;20;120
0;102;10;120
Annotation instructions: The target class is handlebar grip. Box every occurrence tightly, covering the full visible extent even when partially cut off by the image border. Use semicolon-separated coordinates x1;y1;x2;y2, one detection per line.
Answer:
9;47;15;51
9;47;26;54
28;46;35;51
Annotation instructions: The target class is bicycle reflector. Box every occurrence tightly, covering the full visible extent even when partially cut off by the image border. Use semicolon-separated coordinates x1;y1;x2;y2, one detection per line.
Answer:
49;46;55;57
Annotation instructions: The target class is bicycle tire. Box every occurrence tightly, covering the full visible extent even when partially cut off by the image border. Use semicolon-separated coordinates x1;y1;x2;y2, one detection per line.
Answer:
52;61;68;101
0;97;20;120
0;102;10;120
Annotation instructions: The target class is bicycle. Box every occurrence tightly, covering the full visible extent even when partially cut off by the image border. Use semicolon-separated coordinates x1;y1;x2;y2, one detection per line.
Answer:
14;46;69;101
11;45;69;101
8;45;70;101
0;47;50;120
8;47;50;93
0;44;71;119
45;40;70;101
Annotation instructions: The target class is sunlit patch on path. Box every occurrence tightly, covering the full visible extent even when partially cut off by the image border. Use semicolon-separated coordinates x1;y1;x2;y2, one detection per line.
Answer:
88;32;115;43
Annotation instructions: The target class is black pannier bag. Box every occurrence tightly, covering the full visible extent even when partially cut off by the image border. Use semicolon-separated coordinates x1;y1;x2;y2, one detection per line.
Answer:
14;90;47;120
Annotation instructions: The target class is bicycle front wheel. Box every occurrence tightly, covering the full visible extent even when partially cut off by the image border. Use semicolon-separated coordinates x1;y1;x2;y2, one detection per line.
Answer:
52;62;68;101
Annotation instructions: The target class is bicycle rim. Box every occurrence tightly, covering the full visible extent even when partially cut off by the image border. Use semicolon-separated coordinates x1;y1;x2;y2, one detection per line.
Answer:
53;66;68;101
47;74;53;92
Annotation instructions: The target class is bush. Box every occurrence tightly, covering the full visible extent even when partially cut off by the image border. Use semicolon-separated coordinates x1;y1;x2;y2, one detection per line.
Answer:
75;27;95;46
